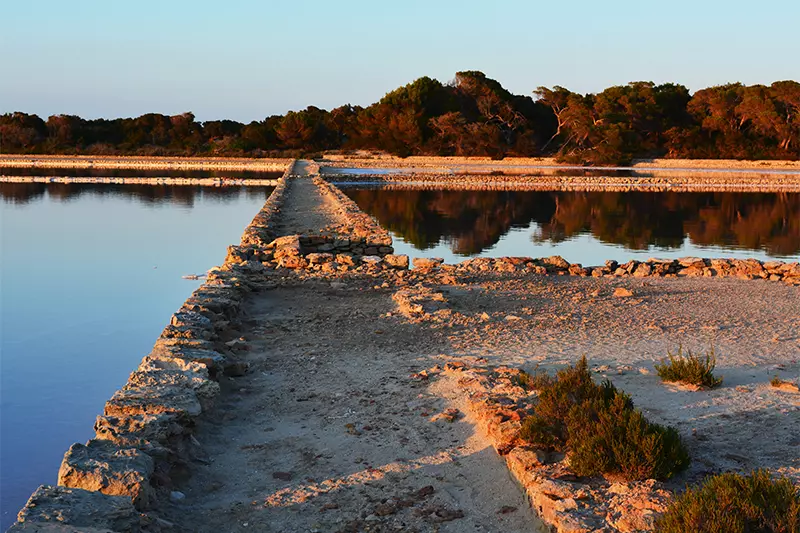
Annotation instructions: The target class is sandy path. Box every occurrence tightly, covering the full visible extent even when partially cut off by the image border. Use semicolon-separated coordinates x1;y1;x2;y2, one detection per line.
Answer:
162;281;542;532
274;172;343;237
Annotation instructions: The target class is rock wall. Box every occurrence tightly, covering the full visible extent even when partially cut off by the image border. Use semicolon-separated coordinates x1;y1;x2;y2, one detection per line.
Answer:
325;172;800;192
0;155;292;171
434;256;800;286
0;176;280;186
321;153;800;171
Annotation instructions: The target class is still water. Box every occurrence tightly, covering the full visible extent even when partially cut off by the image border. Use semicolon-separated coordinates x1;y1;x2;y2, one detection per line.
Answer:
343;188;800;264
0;183;272;528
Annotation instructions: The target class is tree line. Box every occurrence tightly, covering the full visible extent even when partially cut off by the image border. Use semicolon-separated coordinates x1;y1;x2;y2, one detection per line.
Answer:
2;72;798;164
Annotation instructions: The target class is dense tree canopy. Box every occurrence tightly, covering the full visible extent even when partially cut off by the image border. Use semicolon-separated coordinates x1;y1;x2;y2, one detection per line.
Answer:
1;74;798;163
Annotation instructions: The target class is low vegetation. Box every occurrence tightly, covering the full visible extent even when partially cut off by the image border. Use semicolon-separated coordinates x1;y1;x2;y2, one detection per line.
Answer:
511;367;549;391
519;356;690;481
655;346;723;388
655;470;800;533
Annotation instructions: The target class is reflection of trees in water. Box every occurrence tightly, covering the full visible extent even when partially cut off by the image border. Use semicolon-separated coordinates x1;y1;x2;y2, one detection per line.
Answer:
345;189;800;257
0;184;274;206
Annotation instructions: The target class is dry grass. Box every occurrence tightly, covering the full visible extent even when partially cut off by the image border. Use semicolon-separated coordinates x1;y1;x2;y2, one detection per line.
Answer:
655;346;723;389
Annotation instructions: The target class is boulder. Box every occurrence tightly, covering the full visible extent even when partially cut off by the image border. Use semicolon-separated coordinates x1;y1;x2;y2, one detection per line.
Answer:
306;252;334;264
613;287;634;298
57;440;154;509
384;254;410;269
10;485;142;532
542;256;570;270
412;257;443;270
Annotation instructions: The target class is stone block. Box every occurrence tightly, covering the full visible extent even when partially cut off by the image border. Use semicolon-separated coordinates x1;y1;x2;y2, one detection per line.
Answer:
58;440;154;509
10;485;142;532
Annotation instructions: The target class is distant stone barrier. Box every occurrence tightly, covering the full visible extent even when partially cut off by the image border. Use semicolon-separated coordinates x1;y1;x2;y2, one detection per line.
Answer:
324;172;800;193
0;175;280;186
0;155;292;171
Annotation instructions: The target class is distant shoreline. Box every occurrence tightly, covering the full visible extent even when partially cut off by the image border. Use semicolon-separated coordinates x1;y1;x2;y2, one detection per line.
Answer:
2;155;799;191
320;154;800;172
0;175;280;187
0;155;292;172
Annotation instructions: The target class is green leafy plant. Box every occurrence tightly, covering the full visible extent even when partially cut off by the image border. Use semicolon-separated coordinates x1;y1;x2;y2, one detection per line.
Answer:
655;345;722;388
519;356;689;481
655;470;800;533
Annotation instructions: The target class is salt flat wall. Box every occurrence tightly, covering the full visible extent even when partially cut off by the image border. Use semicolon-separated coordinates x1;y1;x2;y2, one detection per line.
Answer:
0;155;292;172
0;176;280;186
324;170;800;193
322;153;800;171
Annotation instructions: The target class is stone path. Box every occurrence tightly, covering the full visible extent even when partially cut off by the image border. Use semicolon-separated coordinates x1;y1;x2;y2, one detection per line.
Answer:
274;175;341;237
161;282;542;533
154;163;546;532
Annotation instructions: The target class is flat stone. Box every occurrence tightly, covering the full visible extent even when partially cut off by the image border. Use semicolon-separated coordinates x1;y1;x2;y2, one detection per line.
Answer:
124;368;219;410
148;340;226;373
306;252;334;264
613;287;634;298
105;385;202;419
170;311;213;330
413;257;443;269
10;485;142;532
384;254;410;269
58;440;154;509
94;412;187;448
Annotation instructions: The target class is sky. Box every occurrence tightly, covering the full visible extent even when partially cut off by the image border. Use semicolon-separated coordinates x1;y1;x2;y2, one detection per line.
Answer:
2;0;799;123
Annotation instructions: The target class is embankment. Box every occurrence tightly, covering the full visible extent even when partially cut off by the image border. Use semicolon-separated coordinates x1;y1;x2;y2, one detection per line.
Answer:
0;155;292;171
324;171;800;192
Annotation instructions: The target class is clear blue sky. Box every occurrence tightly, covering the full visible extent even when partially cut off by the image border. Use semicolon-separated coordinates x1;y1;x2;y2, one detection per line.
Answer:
2;0;798;122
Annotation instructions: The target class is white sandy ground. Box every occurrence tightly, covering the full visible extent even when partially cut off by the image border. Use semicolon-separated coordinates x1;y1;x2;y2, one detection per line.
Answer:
159;271;798;532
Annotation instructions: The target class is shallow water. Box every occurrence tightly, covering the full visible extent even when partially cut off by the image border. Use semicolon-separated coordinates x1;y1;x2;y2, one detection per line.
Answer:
343;188;800;264
0;183;272;528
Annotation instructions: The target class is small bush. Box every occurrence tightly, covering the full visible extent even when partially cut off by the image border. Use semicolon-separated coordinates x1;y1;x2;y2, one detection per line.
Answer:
511;367;550;391
519;356;689;481
655;470;800;533
655;346;722;388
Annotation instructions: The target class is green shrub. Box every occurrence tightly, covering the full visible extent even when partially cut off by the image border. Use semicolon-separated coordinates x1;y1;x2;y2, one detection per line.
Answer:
511;367;550;392
655;345;722;388
655;470;800;533
519;356;689;481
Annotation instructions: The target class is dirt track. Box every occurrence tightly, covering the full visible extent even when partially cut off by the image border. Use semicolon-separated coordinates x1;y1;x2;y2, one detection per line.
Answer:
157;174;799;533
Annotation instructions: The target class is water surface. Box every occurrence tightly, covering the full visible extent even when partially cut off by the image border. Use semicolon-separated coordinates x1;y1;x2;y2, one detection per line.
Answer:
343;188;800;264
0;183;272;528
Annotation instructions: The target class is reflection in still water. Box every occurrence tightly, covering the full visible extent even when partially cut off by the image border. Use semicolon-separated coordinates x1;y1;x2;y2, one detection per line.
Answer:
344;188;800;258
0;183;274;207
